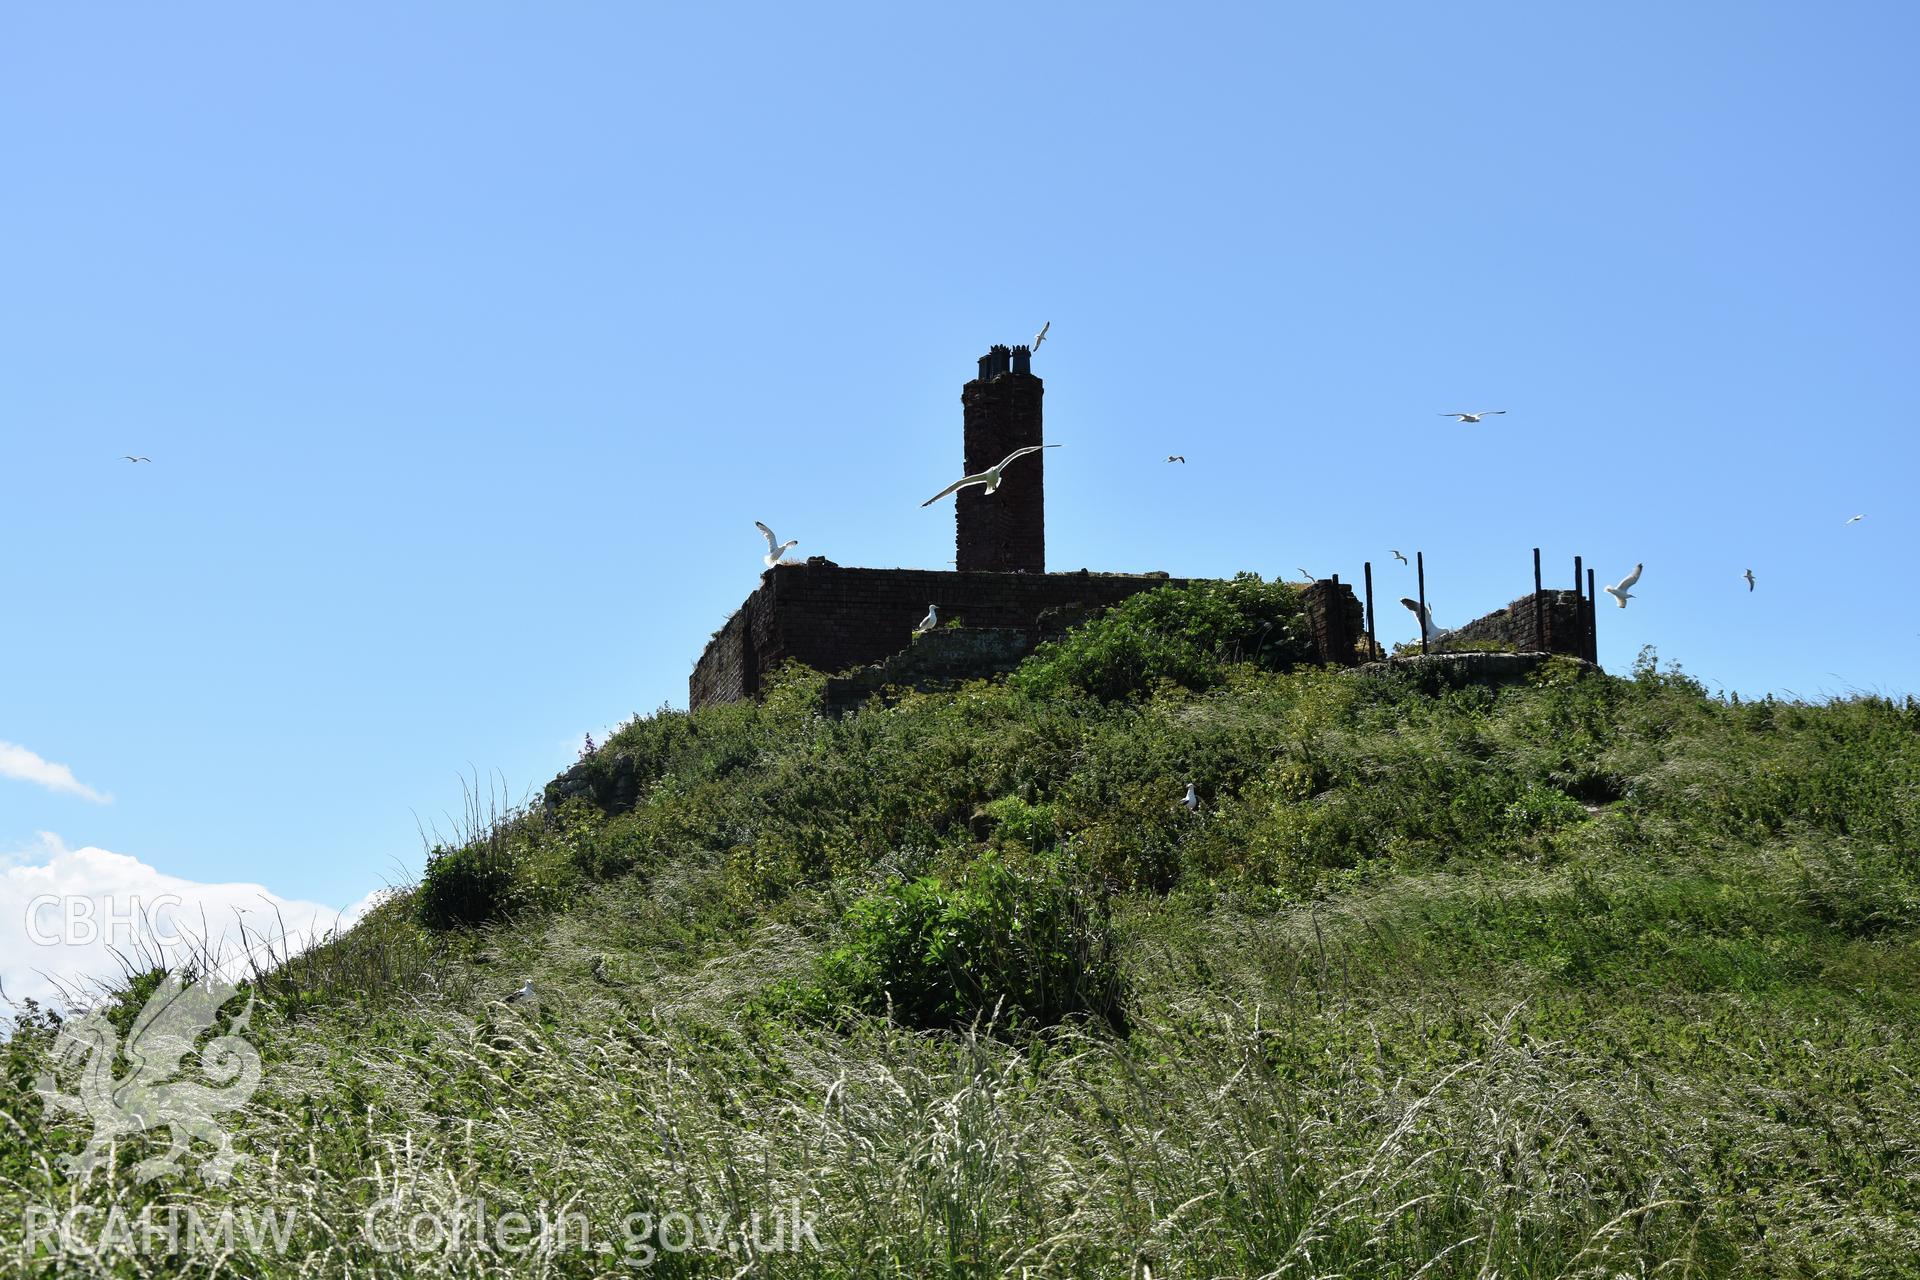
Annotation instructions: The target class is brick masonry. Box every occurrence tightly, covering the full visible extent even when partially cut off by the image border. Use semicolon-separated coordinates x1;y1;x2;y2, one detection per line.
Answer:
1447;589;1596;660
956;345;1046;573
689;563;1367;711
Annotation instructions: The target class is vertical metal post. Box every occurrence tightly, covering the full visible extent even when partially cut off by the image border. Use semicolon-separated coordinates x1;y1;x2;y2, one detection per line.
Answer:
1416;551;1429;656
1532;547;1545;652
1587;567;1598;662
1363;561;1377;661
1572;555;1583;657
1330;574;1348;663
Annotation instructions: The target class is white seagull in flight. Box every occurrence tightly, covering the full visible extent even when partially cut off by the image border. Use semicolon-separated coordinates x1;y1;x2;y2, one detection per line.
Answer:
1604;563;1643;609
920;444;1059;507
1845;514;1865;525
1032;321;1050;351
1440;411;1506;423
754;521;798;567
1398;597;1449;643
915;603;938;634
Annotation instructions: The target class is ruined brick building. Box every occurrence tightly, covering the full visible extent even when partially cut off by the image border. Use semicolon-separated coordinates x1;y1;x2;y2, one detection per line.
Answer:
690;343;1363;710
690;344;1593;712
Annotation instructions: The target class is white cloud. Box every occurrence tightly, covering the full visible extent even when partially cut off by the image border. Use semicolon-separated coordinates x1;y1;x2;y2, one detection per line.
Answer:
0;740;111;803
0;833;382;1012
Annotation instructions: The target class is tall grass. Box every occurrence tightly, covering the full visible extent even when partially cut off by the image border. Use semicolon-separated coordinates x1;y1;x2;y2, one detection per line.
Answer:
7;590;1920;1275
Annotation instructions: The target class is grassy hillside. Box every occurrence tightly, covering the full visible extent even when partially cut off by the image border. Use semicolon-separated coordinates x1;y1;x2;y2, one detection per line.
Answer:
7;578;1920;1276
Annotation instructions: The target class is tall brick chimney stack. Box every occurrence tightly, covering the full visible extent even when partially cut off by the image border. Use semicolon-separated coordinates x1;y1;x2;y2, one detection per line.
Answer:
956;343;1045;573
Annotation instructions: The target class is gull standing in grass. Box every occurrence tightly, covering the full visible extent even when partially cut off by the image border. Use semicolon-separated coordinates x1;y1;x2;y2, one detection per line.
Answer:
1743;569;1756;592
915;603;938;634
1440;410;1506;423
1031;320;1049;351
754;521;798;567
1604;563;1643;608
1179;782;1199;812
920;444;1059;507
504;980;535;1005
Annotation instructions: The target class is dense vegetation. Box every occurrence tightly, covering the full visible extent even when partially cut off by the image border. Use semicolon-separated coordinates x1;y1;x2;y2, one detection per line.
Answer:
6;577;1920;1276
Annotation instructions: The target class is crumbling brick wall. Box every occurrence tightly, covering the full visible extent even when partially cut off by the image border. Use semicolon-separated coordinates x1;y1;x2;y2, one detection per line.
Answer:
691;563;1189;710
690;563;1370;711
1447;589;1594;659
1301;580;1368;666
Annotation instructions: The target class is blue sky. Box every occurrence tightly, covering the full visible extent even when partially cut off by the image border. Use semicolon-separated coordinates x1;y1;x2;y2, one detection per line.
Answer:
2;4;1915;993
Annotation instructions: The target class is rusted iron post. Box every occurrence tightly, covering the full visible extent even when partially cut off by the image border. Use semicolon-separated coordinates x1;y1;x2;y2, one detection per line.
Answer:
1587;567;1598;662
1363;561;1377;660
1533;547;1545;652
1572;555;1583;655
1330;574;1349;662
1416;551;1429;656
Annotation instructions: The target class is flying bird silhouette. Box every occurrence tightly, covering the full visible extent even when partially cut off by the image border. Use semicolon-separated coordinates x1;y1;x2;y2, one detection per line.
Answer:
1031;321;1049;351
1165;455;1185;464
1440;411;1506;423
1845;514;1866;525
1743;569;1756;592
920;444;1058;507
1604;563;1643;608
1296;568;1314;582
1390;550;1409;565
120;455;151;463
754;521;798;567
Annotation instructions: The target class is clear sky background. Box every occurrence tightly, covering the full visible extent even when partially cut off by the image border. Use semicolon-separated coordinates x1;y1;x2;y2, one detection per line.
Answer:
3;3;1915;1000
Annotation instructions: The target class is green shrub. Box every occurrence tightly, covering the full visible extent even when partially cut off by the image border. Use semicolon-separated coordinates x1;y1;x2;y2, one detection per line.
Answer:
1012;575;1312;701
817;857;1126;1032
415;841;520;930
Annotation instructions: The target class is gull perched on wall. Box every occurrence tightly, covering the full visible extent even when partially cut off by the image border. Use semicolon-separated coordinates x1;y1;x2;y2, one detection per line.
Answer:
1398;597;1449;643
920;445;1059;507
1439;410;1506;423
1604;563;1643;608
754;521;798;567
915;603;938;634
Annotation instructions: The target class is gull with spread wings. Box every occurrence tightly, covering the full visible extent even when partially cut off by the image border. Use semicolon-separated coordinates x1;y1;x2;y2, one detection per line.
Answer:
921;445;1059;507
754;521;798;568
1604;563;1643;608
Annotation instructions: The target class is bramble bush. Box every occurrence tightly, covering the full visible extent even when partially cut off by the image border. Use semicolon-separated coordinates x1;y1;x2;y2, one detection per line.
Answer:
1011;573;1313;701
815;856;1126;1032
